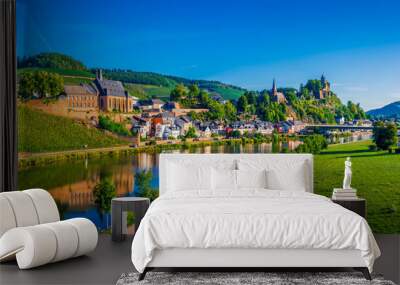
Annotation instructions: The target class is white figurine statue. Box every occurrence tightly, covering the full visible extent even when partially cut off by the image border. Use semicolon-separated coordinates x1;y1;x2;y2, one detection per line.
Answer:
342;157;352;190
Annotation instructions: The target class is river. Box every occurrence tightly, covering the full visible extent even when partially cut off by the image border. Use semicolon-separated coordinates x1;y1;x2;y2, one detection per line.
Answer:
18;134;371;230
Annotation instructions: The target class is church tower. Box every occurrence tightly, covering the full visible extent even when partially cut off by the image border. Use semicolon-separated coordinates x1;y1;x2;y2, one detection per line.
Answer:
270;78;286;104
272;78;277;96
96;69;103;81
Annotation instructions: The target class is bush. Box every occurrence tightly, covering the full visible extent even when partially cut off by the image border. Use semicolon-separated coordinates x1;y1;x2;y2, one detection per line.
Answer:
296;135;328;154
98;115;131;136
368;144;377;151
281;146;289;153
373;122;398;152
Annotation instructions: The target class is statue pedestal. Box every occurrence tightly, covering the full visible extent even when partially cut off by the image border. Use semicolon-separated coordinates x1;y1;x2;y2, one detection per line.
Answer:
332;188;357;200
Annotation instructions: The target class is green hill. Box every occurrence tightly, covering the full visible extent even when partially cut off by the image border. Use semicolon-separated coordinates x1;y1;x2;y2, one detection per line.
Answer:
17;53;246;101
18;105;125;153
101;69;246;101
18;53;88;71
367;101;400;119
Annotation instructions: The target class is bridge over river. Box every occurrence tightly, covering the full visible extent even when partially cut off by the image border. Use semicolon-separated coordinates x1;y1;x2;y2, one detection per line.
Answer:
305;124;373;132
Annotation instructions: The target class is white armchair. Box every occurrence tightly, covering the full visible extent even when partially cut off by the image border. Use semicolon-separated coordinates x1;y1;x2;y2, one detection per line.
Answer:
0;189;98;269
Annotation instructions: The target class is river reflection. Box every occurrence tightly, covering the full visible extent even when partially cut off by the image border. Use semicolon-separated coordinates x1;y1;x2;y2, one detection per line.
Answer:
17;135;369;230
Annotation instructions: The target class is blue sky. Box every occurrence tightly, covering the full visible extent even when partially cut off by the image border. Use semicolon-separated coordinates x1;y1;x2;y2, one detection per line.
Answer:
17;0;400;110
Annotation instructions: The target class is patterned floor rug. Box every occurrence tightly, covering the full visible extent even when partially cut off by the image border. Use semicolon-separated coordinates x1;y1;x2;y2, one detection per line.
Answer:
116;271;396;285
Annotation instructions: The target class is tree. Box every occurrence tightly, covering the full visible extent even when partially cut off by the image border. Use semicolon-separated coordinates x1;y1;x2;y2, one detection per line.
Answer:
296;135;328;154
135;170;159;201
185;126;197;138
244;91;256;105
237;95;248;113
207;100;225;121
18;72;36;99
373;122;398;151
18;71;64;99
170;83;187;102
286;90;298;105
93;178;116;214
224;101;237;122
188;84;200;99
230;130;241;138
198;90;210;107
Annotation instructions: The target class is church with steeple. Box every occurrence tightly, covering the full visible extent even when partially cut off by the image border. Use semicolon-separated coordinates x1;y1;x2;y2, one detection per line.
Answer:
94;69;133;113
270;79;287;104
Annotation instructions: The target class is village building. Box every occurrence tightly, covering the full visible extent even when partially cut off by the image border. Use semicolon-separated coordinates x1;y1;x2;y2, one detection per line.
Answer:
162;126;180;140
131;115;151;138
156;112;175;126
270;79;287;104
94;70;133;113
154;124;167;139
174;115;192;136
64;84;99;110
336;116;345;125
142;109;162;117
210;93;226;104
355;119;373;127
199;126;212;138
255;121;274;135
281;120;306;134
151;99;165;111
131;96;139;108
163;101;181;111
138;98;165;113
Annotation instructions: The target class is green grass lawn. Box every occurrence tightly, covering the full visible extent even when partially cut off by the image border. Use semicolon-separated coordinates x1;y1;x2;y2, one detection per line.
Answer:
63;77;94;85
210;86;245;100
314;140;400;233
124;83;173;100
18;105;125;153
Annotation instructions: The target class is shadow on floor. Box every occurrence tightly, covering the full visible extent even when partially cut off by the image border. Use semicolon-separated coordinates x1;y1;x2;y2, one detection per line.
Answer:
1;234;399;285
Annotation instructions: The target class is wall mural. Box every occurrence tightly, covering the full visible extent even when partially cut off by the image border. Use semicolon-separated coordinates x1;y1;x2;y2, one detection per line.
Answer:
16;0;399;233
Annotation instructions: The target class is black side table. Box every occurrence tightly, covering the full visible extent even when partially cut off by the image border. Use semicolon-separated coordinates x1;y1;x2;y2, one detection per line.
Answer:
111;197;150;242
332;198;366;218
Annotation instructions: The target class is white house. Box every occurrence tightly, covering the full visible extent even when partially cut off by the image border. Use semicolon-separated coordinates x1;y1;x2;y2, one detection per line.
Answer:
154;124;167;139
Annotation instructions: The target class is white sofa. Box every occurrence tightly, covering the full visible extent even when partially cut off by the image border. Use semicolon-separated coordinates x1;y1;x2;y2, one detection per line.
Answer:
0;189;98;269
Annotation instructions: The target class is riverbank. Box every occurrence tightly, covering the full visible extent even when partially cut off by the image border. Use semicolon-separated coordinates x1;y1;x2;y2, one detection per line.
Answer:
18;133;363;169
18;138;248;169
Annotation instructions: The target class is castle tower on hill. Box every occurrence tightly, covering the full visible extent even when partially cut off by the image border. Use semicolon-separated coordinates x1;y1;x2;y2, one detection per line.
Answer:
318;74;331;99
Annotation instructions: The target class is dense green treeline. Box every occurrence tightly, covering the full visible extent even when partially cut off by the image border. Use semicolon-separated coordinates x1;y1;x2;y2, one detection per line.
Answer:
18;53;87;71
